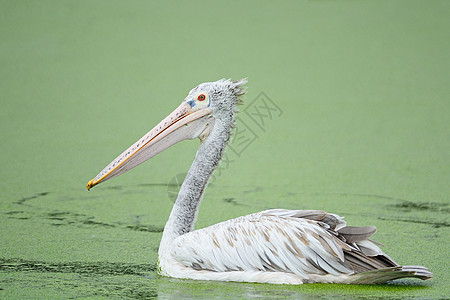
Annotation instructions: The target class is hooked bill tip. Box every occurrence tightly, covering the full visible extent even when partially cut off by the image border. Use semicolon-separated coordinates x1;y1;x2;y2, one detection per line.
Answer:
87;179;96;191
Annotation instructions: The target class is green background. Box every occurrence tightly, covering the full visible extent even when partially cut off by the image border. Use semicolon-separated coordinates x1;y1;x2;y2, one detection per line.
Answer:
1;0;449;298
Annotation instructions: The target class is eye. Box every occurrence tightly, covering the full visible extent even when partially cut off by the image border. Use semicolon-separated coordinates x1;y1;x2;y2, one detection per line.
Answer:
197;94;206;101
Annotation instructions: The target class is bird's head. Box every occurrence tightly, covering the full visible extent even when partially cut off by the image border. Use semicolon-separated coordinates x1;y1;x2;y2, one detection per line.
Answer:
184;78;247;115
87;78;247;190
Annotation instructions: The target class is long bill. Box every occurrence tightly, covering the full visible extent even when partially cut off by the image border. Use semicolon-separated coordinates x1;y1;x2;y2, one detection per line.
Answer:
87;102;213;190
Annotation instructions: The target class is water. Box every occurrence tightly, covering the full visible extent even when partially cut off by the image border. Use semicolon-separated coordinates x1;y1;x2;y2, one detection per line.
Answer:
1;0;449;298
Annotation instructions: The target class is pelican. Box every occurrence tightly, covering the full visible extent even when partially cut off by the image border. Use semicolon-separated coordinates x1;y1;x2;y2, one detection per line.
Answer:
87;79;432;284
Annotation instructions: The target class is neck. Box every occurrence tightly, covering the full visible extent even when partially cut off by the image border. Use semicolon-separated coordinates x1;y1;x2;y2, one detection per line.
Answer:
159;117;233;254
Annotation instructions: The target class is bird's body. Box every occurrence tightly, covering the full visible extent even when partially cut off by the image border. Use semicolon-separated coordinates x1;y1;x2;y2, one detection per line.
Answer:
88;79;432;284
159;209;430;284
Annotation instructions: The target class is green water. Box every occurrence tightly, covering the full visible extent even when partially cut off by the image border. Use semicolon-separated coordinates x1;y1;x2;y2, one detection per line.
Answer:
1;0;449;298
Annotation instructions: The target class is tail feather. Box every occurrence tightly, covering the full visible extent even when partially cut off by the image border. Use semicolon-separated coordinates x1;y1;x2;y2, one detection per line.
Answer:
349;265;433;284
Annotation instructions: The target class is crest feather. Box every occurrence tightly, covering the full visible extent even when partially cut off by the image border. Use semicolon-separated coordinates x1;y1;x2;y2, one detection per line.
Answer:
230;78;247;105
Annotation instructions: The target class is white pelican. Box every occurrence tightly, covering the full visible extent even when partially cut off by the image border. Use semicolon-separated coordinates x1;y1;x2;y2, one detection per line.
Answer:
87;79;432;284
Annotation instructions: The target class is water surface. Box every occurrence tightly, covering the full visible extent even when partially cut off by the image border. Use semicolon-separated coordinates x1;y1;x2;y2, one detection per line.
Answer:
1;0;449;298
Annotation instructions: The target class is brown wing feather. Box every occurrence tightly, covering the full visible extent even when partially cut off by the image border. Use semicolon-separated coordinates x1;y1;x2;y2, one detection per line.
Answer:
263;209;401;274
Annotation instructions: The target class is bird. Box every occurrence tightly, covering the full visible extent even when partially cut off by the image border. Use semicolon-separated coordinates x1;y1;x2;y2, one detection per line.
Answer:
87;78;432;284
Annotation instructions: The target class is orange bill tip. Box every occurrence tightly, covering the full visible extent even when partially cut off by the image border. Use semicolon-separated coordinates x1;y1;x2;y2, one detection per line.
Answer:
87;179;96;191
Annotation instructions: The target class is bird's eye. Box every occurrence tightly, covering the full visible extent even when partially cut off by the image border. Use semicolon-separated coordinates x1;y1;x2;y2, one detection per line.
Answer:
197;94;206;101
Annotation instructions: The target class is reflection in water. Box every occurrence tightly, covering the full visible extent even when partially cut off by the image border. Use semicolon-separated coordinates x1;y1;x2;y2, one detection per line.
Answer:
155;276;429;300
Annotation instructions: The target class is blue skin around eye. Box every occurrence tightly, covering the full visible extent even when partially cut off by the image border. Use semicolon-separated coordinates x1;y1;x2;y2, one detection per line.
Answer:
187;96;210;108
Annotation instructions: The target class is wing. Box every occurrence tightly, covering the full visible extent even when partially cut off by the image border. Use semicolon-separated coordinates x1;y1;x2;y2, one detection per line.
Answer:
263;209;398;272
170;209;390;280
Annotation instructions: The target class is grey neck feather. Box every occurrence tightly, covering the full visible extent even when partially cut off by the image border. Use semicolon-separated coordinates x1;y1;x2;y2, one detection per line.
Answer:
160;114;234;247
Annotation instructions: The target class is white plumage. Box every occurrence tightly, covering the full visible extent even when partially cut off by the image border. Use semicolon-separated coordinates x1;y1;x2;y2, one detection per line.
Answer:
159;208;430;284
164;210;351;283
88;79;432;284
